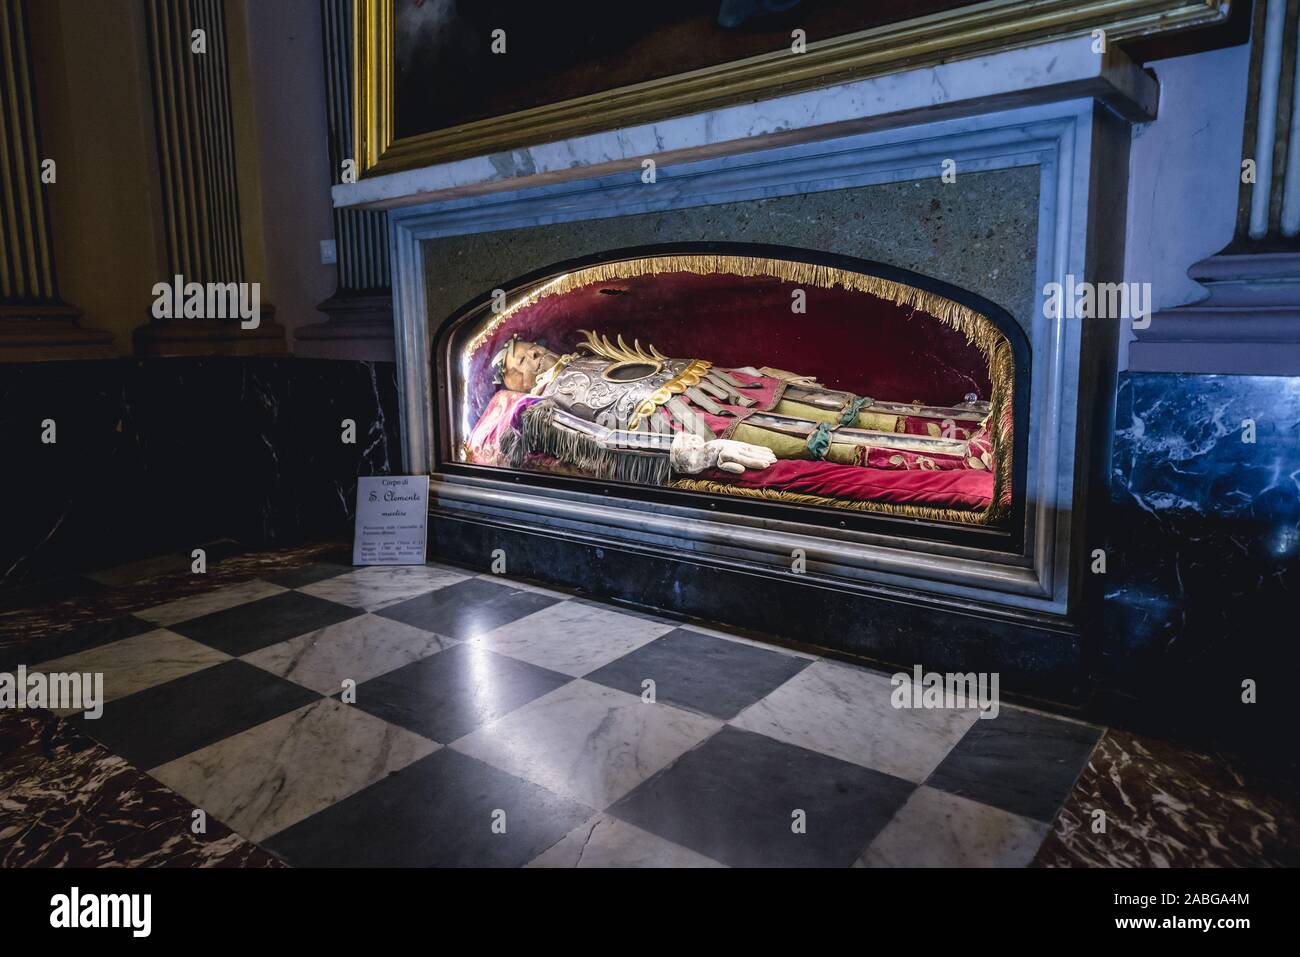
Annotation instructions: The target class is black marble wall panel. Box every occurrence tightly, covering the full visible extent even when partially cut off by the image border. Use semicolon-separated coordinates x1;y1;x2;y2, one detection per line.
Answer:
1102;372;1300;755
1;361;132;585
0;358;400;589
284;359;399;540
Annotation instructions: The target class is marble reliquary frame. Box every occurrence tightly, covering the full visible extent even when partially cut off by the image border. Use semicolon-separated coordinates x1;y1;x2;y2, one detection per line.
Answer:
357;38;1154;626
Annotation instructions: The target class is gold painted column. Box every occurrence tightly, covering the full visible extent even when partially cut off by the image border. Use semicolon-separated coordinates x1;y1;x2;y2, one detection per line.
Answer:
1227;0;1300;248
296;0;393;360
133;0;285;356
0;0;112;361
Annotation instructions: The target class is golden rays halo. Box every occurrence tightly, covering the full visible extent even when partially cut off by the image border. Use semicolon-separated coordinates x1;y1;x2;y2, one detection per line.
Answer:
578;329;669;364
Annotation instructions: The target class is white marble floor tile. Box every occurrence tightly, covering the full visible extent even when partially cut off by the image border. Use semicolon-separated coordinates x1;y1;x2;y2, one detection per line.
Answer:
730;659;980;783
151;697;438;843
134;579;288;626
34;629;230;716
298;564;469;611
527;814;725;868
858;786;1050;867
470;601;675;677
452;679;721;809
241;613;457;695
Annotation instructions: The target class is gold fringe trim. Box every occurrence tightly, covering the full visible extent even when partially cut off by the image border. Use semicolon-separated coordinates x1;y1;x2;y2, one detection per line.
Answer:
668;478;994;525
463;255;1005;365
986;340;1015;523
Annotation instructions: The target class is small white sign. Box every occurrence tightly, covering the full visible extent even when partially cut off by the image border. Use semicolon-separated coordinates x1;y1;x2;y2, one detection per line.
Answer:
353;475;429;566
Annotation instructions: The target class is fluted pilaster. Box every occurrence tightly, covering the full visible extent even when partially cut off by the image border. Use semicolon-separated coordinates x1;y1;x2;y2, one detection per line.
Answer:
1231;0;1300;247
134;0;284;356
297;0;393;360
0;0;112;361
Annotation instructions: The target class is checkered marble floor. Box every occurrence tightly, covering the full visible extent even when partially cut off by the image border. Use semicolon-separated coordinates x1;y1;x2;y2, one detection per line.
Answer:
33;560;1103;867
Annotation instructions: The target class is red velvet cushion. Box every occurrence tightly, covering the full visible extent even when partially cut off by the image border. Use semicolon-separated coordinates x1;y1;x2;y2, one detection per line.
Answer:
695;459;993;511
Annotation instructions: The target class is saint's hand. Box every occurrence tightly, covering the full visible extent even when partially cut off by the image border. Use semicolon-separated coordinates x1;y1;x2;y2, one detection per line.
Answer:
670;433;777;475
710;439;777;474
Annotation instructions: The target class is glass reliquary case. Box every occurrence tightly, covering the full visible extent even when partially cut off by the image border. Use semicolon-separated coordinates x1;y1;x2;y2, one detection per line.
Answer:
434;243;1028;538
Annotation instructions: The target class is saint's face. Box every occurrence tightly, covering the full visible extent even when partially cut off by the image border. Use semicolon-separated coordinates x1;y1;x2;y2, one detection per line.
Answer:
501;339;558;393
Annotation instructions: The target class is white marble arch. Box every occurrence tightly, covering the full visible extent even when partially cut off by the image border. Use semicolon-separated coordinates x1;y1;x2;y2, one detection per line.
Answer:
353;48;1142;621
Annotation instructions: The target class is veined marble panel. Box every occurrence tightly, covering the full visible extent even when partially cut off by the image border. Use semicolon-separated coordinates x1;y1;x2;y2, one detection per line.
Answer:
33;629;229;715
1104;372;1300;750
451;679;721;809
298;562;469;610
861;786;1050;868
242;612;457;695
731;659;980;783
470;600;677;677
1035;729;1300;868
132;580;288;627
528;814;724;868
151;698;438;843
0;710;281;868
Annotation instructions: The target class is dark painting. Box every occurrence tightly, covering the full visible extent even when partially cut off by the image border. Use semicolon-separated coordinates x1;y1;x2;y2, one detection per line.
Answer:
393;0;977;140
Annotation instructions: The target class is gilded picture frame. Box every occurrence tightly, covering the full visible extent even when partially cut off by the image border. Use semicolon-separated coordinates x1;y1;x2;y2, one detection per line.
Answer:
353;0;1228;179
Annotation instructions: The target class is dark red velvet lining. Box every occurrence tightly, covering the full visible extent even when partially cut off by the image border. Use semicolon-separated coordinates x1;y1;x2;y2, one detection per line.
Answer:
461;270;992;424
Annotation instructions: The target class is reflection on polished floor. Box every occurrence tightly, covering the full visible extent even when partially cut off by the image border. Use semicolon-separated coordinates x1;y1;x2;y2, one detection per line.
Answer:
1;545;1294;868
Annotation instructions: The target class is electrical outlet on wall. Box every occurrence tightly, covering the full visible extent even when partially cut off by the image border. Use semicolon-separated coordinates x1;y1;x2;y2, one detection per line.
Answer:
319;239;337;265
